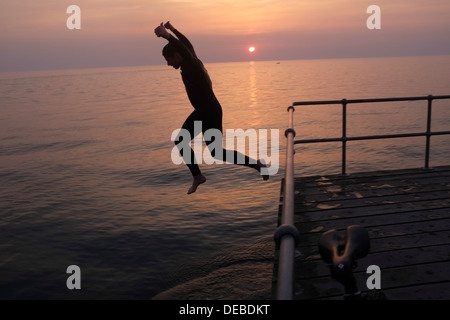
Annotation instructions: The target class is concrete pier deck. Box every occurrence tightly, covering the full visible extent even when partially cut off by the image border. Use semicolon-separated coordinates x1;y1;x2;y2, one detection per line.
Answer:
272;166;450;300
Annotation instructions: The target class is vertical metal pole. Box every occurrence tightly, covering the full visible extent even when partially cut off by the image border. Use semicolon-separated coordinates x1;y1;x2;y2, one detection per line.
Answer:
342;99;347;176
425;95;433;169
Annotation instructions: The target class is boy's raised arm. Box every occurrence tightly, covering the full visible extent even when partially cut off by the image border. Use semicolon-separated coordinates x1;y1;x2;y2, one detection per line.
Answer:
154;22;195;62
164;21;197;57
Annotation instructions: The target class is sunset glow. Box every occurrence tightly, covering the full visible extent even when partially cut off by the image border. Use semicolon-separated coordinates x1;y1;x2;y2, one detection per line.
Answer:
1;0;450;72
249;46;255;53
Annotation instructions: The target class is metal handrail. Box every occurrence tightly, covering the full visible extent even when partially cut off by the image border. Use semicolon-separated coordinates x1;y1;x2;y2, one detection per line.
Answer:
275;94;450;300
293;95;450;175
275;106;298;300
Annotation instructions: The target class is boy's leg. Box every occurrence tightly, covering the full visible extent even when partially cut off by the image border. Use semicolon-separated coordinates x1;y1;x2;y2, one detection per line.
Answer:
174;111;207;194
175;111;202;176
203;124;268;180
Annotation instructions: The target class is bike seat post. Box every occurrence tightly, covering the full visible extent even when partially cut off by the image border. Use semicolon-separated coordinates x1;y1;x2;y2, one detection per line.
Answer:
330;262;359;296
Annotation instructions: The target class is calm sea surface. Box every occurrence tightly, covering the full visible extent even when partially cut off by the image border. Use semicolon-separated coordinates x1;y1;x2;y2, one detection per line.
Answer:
1;56;449;299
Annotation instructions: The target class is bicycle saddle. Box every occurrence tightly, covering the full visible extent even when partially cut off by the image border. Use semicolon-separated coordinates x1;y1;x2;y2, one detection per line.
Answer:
318;225;370;295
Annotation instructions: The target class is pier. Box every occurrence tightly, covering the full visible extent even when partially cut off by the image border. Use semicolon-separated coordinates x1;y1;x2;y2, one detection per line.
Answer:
273;166;450;299
272;95;450;300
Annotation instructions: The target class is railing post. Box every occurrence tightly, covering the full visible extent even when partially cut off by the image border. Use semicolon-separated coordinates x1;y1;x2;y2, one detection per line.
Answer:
341;99;348;176
291;94;450;174
424;95;433;169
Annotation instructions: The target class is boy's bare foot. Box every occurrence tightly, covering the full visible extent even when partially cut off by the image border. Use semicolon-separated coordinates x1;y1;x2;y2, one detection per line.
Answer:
187;174;207;194
255;159;269;181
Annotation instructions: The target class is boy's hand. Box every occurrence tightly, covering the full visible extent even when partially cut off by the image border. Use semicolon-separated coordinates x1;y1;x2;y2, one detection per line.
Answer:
154;22;170;39
164;21;175;32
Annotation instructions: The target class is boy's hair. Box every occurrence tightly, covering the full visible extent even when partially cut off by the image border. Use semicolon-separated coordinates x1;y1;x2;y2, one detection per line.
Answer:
162;43;177;58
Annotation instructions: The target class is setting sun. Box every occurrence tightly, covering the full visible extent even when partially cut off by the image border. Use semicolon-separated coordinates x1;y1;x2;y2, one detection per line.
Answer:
248;46;255;53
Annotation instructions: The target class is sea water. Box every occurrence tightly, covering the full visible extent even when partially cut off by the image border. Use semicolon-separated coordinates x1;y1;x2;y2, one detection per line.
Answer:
0;56;449;299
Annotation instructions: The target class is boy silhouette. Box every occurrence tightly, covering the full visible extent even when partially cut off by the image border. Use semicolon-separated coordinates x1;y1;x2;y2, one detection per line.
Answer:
155;22;268;194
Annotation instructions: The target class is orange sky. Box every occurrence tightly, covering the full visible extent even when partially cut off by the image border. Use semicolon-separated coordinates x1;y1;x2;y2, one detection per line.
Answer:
1;0;450;71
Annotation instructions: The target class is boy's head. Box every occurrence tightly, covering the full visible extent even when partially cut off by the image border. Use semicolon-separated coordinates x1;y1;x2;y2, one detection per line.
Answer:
162;43;183;69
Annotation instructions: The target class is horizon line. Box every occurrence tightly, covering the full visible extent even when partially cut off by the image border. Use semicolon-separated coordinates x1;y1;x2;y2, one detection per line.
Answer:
1;53;449;75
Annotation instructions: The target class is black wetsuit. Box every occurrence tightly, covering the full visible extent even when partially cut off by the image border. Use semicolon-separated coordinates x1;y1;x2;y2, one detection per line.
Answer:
169;30;256;176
